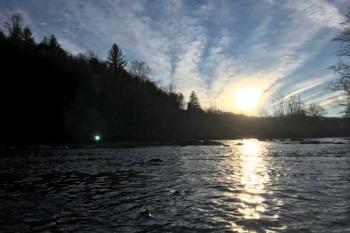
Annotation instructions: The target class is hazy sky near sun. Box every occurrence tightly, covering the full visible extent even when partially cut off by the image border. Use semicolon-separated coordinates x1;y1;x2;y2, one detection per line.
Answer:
0;0;348;115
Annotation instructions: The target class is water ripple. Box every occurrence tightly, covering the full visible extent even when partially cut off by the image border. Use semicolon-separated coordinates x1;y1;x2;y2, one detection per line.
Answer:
0;138;350;232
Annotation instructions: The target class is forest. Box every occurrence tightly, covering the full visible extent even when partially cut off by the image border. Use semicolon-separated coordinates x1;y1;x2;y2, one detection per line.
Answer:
0;14;349;145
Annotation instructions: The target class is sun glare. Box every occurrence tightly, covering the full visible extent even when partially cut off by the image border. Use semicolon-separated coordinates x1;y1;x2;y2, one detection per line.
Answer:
235;87;261;113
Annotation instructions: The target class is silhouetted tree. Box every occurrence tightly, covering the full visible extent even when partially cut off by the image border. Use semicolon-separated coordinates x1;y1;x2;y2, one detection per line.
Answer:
187;91;201;112
330;8;350;118
272;96;285;117
4;13;23;41
307;103;326;118
22;26;35;45
287;95;305;117
176;93;185;110
129;60;151;80
107;43;126;71
0;30;5;41
40;36;49;45
48;34;60;49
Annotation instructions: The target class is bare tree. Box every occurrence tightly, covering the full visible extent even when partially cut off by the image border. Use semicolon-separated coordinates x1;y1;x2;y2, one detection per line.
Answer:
4;13;23;41
307;103;326;118
287;95;305;117
272;96;285;117
330;8;350;118
129;60;151;80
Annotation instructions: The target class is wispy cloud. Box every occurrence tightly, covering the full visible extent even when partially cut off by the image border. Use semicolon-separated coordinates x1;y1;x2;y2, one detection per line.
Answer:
283;0;345;29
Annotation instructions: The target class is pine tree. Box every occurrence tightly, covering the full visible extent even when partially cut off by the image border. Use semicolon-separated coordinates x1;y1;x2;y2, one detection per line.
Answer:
187;91;201;112
22;27;35;45
48;35;60;49
107;43;127;71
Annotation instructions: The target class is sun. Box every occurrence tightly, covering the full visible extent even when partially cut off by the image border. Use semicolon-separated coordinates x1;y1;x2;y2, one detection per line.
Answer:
235;87;261;113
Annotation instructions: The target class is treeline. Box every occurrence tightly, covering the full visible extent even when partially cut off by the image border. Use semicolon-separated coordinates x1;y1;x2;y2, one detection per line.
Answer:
271;95;326;118
0;15;349;144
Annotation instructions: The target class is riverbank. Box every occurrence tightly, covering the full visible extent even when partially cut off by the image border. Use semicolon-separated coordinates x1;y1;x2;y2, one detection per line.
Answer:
0;139;229;151
1;137;349;151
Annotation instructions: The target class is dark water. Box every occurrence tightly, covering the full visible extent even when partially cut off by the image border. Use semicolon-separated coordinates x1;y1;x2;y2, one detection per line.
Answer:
1;138;350;233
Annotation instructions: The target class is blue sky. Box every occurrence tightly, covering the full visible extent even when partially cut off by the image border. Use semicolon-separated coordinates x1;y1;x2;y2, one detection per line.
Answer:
0;0;348;116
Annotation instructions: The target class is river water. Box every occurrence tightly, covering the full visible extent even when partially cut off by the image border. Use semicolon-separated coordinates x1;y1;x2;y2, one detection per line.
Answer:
0;138;349;232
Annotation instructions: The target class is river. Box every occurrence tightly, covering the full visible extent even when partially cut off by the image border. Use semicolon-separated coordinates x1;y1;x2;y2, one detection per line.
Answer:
0;138;349;232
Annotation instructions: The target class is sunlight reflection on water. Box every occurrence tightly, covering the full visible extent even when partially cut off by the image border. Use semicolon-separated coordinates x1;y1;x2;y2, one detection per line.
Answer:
239;140;268;219
232;139;281;232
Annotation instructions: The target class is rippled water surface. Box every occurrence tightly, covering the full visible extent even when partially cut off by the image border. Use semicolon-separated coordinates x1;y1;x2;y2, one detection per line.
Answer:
1;138;350;232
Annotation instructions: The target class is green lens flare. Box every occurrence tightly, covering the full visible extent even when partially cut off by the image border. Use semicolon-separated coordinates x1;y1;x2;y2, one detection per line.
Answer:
94;135;101;141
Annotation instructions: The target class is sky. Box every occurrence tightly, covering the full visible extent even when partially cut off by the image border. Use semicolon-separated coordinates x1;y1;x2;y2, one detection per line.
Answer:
0;0;349;116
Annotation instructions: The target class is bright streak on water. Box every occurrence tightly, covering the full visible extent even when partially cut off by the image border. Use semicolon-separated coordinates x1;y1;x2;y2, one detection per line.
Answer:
238;140;268;220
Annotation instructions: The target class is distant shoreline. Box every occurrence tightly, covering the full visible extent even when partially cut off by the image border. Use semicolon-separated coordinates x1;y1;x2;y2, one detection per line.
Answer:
1;137;349;151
